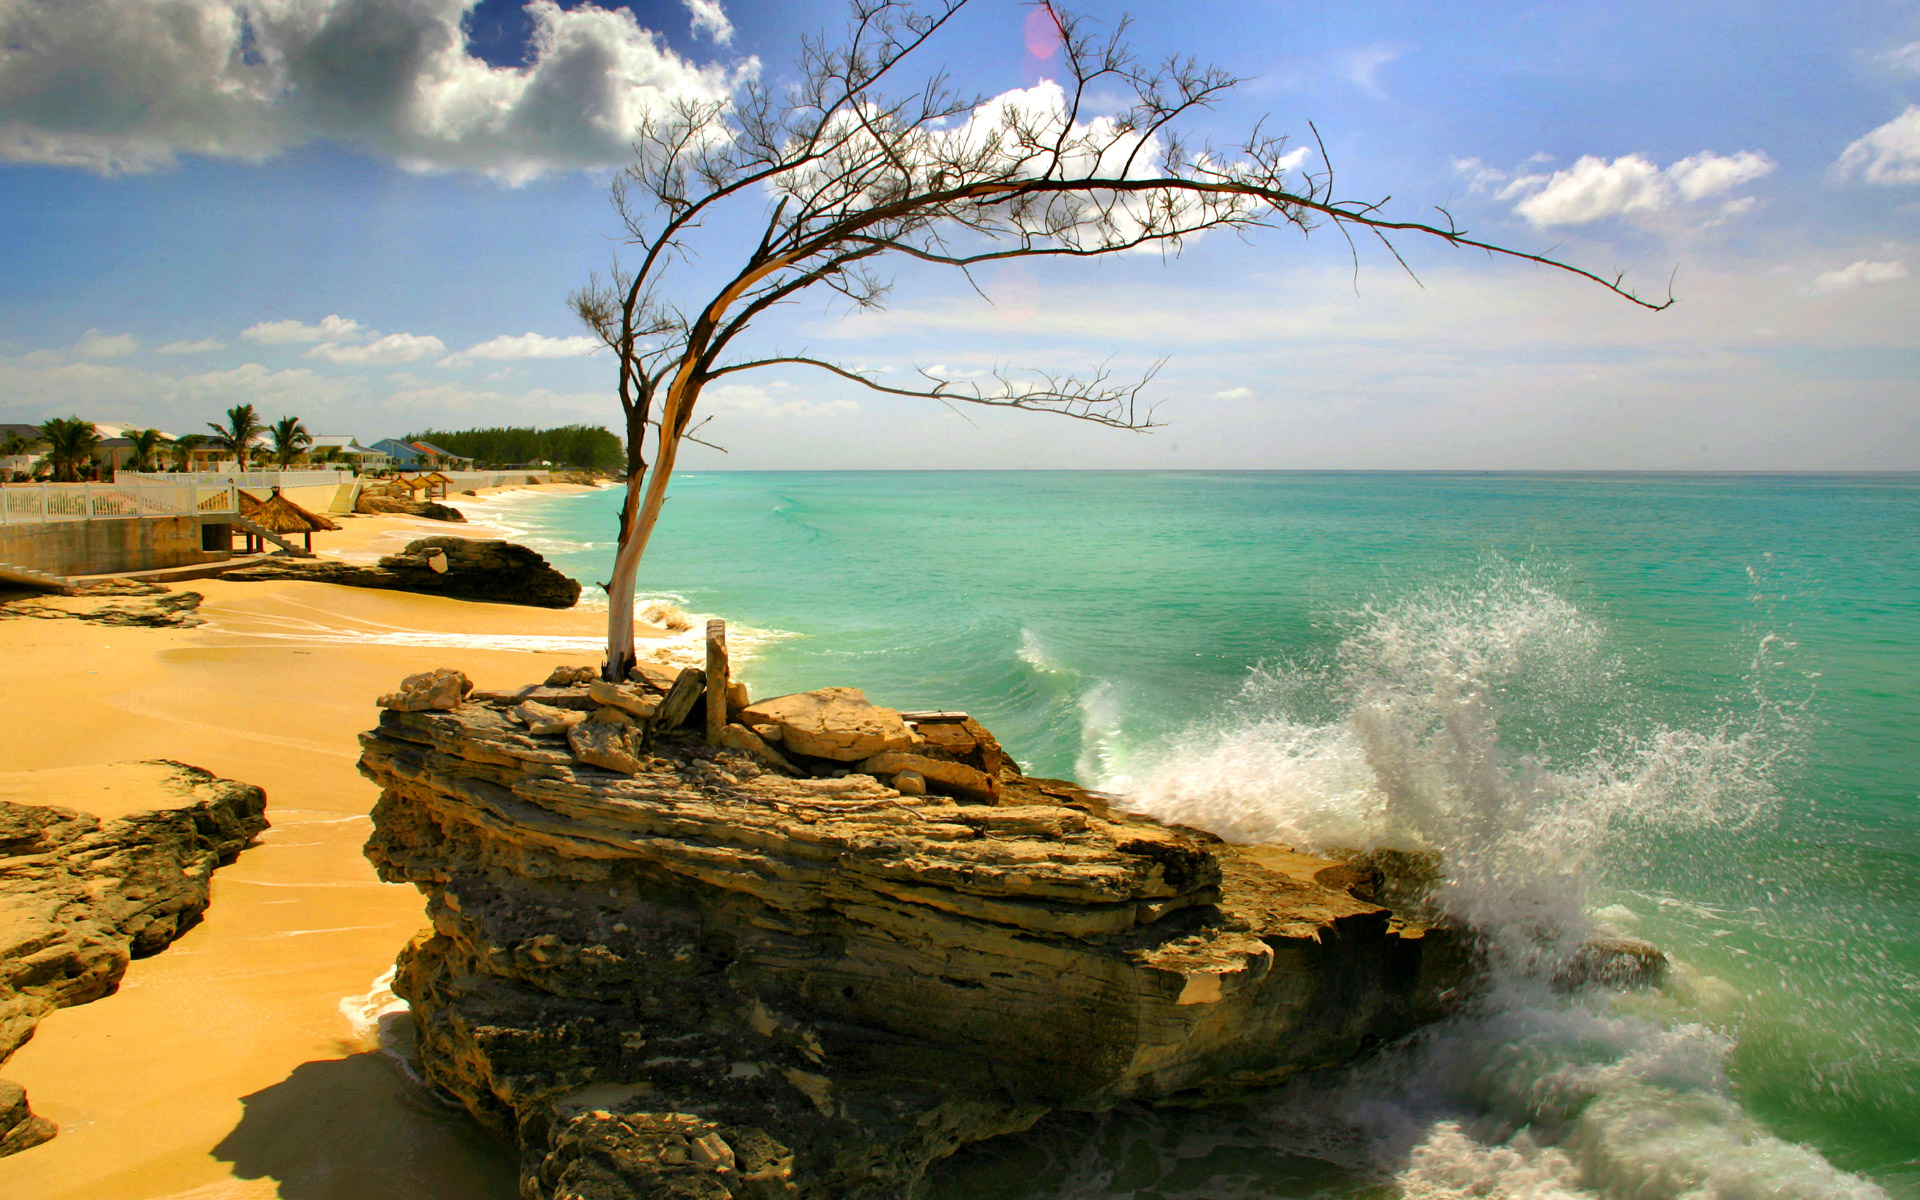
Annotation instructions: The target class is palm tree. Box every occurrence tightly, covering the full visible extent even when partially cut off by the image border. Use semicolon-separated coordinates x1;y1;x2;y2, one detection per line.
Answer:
269;416;312;468
207;405;263;471
124;428;169;473
38;416;102;483
170;433;206;472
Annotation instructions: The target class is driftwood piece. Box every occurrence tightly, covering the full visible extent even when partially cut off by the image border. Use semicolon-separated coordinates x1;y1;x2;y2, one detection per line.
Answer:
704;619;729;744
644;667;706;749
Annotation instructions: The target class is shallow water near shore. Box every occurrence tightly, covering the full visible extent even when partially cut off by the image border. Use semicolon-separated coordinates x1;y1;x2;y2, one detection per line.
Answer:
491;471;1920;1199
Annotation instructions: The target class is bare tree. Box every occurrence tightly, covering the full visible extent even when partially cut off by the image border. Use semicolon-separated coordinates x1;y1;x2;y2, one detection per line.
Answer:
573;0;1670;681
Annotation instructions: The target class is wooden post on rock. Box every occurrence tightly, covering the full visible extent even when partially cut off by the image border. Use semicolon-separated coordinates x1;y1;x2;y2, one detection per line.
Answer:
705;619;729;743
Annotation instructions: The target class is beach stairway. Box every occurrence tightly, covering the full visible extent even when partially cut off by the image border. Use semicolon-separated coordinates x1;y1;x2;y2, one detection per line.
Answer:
325;480;358;516
0;560;75;595
232;514;315;559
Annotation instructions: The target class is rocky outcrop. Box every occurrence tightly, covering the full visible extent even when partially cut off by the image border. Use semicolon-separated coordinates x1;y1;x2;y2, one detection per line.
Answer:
223;536;581;608
0;580;204;628
359;682;1467;1199
0;761;269;1155
354;494;468;522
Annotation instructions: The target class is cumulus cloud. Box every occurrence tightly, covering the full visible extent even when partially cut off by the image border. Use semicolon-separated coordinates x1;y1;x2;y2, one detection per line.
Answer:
1811;259;1909;294
243;314;366;344
1833;106;1920;185
0;0;751;181
308;332;445;364
440;331;599;367
157;337;225;354
680;0;733;44
1461;150;1773;227
1212;386;1253;400
75;329;138;358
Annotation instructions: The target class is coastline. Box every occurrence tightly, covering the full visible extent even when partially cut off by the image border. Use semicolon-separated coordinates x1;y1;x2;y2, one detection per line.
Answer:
0;483;616;1200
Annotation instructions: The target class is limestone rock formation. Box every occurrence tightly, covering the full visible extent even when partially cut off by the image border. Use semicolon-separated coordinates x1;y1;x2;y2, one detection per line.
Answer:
354;494;468;522
223;536;581;608
359;695;1467;1199
0;761;268;1156
379;667;474;712
0;581;203;628
738;688;915;762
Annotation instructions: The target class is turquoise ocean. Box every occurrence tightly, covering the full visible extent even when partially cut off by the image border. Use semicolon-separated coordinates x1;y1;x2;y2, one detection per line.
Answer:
476;471;1920;1199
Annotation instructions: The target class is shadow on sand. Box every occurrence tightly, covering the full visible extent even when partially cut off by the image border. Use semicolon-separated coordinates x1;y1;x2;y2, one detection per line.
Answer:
212;1051;519;1200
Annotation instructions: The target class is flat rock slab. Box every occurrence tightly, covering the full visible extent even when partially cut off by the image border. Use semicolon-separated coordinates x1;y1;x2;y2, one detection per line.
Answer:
739;687;914;762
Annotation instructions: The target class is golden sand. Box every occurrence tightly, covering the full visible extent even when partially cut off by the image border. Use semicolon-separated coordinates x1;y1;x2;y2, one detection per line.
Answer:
0;490;626;1200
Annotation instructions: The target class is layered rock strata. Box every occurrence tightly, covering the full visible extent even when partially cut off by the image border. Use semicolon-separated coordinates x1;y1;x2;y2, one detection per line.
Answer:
224;536;581;608
0;761;269;1155
360;685;1467;1199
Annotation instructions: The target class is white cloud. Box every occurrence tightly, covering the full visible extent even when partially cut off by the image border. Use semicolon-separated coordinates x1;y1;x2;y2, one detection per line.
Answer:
0;0;753;182
680;0;734;45
75;329;138;358
1834;106;1920;185
1340;44;1404;96
702;383;859;420
1875;41;1920;75
1811;259;1909;294
440;332;599;367
308;333;445;364
1476;150;1774;227
1667;150;1774;202
243;315;366;344
1212;386;1253;400
157;337;225;354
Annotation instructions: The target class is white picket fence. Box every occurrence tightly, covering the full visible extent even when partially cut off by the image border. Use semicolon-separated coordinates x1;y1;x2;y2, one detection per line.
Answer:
117;468;355;490
0;481;237;526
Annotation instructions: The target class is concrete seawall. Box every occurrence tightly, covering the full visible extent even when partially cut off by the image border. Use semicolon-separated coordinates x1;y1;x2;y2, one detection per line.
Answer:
0;516;227;579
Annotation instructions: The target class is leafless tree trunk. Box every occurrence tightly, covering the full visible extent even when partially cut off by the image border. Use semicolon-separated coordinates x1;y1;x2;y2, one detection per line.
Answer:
574;0;1669;681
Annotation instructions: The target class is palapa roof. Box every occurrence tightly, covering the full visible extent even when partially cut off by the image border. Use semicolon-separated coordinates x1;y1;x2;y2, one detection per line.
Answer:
249;488;340;534
422;470;453;483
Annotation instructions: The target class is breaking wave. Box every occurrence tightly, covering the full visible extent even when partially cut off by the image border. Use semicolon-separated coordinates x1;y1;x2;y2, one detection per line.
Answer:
1070;566;1878;1200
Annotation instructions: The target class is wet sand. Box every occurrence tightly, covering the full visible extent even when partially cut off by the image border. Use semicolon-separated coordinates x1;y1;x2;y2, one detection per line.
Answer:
0;490;629;1199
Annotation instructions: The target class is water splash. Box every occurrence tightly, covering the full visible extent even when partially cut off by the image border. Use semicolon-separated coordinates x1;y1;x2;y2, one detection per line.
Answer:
1080;565;1878;1200
1118;566;1789;973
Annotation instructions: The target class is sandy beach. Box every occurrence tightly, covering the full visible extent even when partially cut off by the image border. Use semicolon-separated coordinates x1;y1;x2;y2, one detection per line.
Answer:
0;485;625;1200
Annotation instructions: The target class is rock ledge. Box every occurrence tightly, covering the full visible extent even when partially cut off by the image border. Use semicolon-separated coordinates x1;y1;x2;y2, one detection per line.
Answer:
359;685;1467;1199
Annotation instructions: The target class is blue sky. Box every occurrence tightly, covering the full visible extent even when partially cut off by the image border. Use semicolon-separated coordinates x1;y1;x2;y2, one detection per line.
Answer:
1;0;1916;469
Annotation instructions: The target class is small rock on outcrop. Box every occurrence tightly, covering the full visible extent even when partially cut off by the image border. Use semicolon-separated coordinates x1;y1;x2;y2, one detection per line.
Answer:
739;687;915;762
568;708;644;774
513;700;586;737
378;668;472;712
857;750;997;803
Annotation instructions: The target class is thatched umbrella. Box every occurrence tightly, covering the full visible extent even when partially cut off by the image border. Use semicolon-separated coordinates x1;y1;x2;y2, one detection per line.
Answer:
422;470;453;500
250;487;340;552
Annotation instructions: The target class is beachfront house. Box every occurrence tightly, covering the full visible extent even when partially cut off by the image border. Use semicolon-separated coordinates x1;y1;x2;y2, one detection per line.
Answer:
309;435;389;470
372;438;427;470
